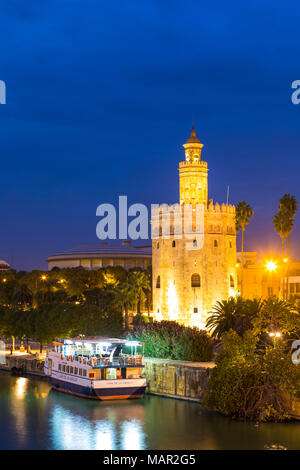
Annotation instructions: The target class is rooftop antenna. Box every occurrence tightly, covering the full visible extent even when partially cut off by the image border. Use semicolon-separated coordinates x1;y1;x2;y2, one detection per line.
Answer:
226;185;230;205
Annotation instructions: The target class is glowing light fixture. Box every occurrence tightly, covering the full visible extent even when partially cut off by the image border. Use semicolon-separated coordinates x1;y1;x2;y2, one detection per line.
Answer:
265;260;277;272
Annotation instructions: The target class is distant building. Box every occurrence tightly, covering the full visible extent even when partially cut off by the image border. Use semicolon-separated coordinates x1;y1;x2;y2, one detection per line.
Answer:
46;241;152;271
237;252;300;300
0;260;10;271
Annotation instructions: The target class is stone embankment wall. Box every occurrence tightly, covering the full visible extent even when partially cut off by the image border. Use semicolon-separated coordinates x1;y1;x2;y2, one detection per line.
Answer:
143;357;215;402
0;355;44;376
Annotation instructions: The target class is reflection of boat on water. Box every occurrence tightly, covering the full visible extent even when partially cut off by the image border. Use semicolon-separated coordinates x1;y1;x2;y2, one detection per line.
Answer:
44;337;147;400
47;386;147;422
46;391;147;450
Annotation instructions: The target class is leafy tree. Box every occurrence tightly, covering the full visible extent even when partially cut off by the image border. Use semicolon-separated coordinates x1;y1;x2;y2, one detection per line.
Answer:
12;284;33;308
0;279;15;306
252;297;300;346
204;330;300;421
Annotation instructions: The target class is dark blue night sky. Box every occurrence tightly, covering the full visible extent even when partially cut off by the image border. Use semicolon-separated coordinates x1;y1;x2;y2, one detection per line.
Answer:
1;0;300;270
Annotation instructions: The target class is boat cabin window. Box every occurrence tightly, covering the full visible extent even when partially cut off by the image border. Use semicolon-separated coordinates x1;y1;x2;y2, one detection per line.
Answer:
108;368;117;380
79;368;82;376
58;364;62;371
74;367;78;375
82;369;87;377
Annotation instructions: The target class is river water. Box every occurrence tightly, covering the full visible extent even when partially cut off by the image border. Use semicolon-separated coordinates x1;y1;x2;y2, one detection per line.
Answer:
0;371;299;450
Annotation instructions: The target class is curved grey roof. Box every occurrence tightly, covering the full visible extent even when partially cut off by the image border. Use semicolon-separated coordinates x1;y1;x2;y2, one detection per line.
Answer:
47;242;152;262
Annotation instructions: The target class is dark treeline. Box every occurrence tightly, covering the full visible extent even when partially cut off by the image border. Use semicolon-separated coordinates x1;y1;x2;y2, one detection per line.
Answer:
0;265;152;349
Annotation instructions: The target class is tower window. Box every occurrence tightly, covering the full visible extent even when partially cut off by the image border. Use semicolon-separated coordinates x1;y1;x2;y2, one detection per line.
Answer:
172;240;176;247
230;275;235;288
191;273;201;288
156;275;161;288
193;307;198;313
229;241;232;248
214;240;218;247
157;242;159;249
193;239;197;247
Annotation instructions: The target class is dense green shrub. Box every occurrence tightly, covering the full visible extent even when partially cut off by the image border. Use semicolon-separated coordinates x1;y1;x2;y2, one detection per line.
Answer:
204;330;300;422
126;320;213;362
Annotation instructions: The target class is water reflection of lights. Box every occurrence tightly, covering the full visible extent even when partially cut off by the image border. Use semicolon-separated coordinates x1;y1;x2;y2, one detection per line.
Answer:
14;377;28;399
121;420;145;450
95;421;114;450
50;404;145;450
51;406;117;450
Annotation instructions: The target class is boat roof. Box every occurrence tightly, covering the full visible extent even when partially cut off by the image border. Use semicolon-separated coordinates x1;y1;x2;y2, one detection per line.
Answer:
64;337;142;346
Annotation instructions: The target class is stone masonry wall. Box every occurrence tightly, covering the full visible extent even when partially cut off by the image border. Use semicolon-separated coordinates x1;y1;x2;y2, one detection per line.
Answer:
143;357;215;402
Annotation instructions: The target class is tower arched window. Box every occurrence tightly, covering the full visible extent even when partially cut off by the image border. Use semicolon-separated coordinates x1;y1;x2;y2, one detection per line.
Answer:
230;275;235;288
156;275;161;288
156;242;159;249
191;273;201;288
214;240;218;247
193;239;197;247
172;240;176;247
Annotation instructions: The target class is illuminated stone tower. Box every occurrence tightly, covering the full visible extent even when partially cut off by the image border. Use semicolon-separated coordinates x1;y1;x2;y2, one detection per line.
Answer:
152;127;237;329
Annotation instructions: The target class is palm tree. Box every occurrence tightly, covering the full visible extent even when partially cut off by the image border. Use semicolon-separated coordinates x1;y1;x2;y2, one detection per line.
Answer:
278;194;298;300
278;194;298;257
117;283;135;330
272;211;292;256
206;297;262;338
206;298;240;338
235;201;254;296
129;271;150;314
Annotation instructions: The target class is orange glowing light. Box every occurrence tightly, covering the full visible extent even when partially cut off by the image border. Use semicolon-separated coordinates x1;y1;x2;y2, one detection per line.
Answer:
265;261;277;272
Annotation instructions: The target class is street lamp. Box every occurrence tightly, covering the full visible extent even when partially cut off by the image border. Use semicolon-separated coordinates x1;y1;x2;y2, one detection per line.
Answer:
269;331;281;347
265;260;277;272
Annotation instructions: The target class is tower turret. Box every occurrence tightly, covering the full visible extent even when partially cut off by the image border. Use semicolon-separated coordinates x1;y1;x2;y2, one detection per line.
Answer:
179;126;208;205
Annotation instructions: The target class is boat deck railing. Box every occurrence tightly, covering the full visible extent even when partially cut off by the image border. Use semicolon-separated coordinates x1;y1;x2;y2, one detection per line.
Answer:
55;352;143;368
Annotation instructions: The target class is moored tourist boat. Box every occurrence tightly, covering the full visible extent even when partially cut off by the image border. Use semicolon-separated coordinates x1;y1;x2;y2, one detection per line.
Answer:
44;337;147;400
